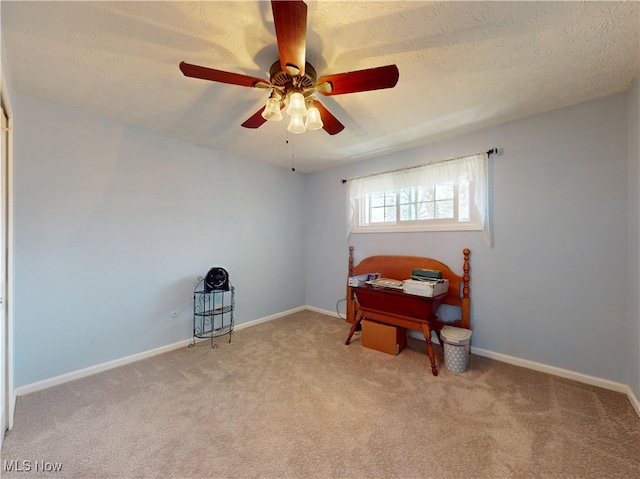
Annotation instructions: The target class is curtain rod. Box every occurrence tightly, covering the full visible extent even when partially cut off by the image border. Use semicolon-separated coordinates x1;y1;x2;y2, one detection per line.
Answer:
340;148;499;184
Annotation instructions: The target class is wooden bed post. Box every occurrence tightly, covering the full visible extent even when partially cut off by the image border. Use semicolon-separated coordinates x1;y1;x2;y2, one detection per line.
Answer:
461;248;471;330
346;246;356;323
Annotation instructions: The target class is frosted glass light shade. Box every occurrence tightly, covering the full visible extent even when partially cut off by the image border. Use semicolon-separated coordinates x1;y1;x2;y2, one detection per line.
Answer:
287;114;306;134
304;106;323;130
286;92;307;117
261;97;282;121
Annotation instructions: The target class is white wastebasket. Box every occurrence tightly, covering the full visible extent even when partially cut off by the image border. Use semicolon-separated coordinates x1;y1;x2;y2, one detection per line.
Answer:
440;326;472;373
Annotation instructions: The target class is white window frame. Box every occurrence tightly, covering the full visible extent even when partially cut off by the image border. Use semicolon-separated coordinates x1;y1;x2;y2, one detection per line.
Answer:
347;153;491;244
356;178;482;233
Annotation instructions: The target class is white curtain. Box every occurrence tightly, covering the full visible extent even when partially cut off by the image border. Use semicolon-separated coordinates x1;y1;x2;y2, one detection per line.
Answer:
347;153;491;246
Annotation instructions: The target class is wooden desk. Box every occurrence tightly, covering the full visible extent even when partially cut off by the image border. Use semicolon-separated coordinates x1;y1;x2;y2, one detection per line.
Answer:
345;284;447;376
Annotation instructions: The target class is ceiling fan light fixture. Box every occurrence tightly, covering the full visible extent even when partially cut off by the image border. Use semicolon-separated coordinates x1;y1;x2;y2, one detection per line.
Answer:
180;0;400;137
305;105;323;130
287;114;306;134
262;96;283;121
286;91;307;117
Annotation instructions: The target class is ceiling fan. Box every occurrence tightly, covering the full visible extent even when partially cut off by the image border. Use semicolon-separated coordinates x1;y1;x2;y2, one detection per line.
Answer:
179;0;399;135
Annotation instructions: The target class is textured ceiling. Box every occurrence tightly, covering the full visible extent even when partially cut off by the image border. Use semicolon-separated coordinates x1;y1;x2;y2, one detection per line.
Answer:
2;1;639;172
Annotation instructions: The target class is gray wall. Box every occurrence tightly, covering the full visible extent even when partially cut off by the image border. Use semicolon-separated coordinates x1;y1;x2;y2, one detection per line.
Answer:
305;92;633;385
12;93;306;387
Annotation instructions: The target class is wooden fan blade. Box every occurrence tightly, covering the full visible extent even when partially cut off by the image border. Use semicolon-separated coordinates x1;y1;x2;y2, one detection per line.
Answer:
272;0;307;77
241;107;268;129
314;101;345;135
316;65;399;96
180;62;271;88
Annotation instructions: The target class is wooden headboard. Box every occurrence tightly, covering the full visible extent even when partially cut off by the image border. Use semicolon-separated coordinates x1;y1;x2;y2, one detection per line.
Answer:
346;247;471;330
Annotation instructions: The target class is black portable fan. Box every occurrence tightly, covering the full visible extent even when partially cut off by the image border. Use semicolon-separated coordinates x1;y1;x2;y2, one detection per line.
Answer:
204;267;230;292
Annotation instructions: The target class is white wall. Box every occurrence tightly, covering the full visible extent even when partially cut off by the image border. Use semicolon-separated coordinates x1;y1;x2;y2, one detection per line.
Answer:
305;93;631;385
12;93;306;387
628;77;640;400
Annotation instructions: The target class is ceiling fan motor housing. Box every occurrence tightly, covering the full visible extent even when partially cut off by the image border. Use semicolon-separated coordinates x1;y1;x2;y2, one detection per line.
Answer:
269;61;317;100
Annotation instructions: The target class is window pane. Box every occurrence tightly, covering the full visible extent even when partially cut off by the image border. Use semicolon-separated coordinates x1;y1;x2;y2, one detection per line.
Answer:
385;191;396;206
424;202;435;219
400;203;415;221
370;206;385;223
415;186;428;202
416;202;430;220
370;192;384;208
423;185;434;201
399;186;432;222
436;199;454;218
367;190;398;224
435;182;454;200
399;187;413;204
384;205;396;222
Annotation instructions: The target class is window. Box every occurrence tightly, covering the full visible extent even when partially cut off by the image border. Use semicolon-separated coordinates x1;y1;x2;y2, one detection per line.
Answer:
363;180;473;225
347;153;490;244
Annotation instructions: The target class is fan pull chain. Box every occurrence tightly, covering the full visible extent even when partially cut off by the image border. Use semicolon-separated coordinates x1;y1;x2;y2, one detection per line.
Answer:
286;136;296;172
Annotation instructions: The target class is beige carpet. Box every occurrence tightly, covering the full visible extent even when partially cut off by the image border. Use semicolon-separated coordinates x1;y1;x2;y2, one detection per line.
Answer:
2;310;639;478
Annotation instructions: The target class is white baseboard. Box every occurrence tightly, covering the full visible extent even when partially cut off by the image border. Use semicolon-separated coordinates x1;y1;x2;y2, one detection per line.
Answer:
626;386;640;417
470;346;640;417
412;331;640;417
234;306;307;330
470;346;630;393
15;338;193;397
305;305;342;319
14;306;308;397
12;305;640;419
